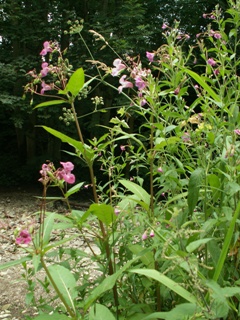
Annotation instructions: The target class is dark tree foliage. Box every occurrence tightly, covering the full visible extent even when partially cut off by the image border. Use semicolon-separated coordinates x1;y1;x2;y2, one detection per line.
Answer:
0;0;228;186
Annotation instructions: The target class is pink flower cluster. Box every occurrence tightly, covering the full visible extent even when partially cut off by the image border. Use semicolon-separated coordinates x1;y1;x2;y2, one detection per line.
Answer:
111;57;151;96
39;161;75;185
16;230;32;245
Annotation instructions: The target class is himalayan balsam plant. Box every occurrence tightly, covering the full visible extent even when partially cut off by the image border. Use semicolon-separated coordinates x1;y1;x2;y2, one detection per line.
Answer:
1;1;240;319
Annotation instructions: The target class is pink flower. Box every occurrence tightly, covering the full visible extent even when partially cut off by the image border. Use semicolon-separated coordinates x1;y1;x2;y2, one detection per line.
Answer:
202;13;207;18
142;231;148;240
140;98;147;106
58;161;75;184
118;75;133;93
214;32;221;39
150;230;155;238
112;59;126;76
61;172;75;184
40;41;53;56
146;51;155;62
114;208;121;215
182;132;190;142
157;167;163;173
120;145;125;151
135;76;146;90
174;87;180;95
40;81;53;94
162;23;168;30
214;69;220;75
60;161;74;172
40;62;49;77
234;129;240;135
207;58;216;66
16;230;32;245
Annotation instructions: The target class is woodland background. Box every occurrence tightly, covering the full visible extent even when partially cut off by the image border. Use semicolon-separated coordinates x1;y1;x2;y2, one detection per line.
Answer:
0;0;229;187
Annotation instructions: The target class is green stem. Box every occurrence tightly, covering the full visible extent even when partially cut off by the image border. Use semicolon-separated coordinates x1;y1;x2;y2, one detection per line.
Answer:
71;100;119;309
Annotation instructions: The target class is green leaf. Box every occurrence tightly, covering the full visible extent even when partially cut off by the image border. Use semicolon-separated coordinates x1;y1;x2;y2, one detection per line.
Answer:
64;68;85;97
89;303;116;320
31;313;70;320
41;126;84;153
48;264;77;312
44;235;78;253
185;69;221;103
87;203;117;226
0;256;32;271
186;238;213;253
130;269;197;304
43;212;55;245
129;245;154;268
119;179;150;207
142;303;197;320
84;255;141;311
34;99;68;109
64;182;84;198
187;168;205;214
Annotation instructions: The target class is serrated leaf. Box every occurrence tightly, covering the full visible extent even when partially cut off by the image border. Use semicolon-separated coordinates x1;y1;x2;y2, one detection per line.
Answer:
48;264;77;312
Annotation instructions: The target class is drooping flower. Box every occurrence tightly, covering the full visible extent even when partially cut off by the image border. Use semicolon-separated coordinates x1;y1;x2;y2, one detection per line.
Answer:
146;51;155;62
40;81;53;94
157;167;163;173
16;230;32;245
40;41;53;56
118;75;133;93
111;58;126;76
207;58;216;66
120;145;126;151
162;23;168;29
40;62;49;77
